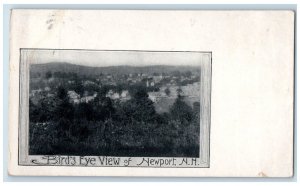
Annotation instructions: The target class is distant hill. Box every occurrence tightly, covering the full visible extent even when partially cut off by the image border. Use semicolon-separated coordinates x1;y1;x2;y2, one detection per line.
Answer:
30;62;200;77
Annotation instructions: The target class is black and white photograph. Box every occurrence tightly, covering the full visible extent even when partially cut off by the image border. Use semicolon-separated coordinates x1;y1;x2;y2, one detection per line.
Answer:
18;49;211;167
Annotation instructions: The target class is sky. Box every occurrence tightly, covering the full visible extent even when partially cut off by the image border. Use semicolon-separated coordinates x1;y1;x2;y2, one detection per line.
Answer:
22;49;208;67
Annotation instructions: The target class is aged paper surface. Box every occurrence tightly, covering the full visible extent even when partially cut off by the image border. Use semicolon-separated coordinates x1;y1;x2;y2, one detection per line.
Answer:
9;10;294;177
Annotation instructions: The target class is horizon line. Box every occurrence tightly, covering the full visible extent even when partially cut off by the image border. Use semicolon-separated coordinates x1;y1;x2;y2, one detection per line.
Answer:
31;61;201;68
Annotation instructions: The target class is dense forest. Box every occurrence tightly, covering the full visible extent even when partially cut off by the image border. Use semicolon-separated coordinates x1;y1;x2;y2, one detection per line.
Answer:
29;65;200;157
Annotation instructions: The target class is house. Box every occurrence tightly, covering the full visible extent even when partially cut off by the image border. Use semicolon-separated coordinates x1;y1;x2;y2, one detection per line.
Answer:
44;87;51;91
146;80;155;87
83;80;96;86
81;96;95;103
121;90;129;98
108;82;117;86
111;92;120;99
120;90;131;101
80;92;98;103
68;90;80;104
106;90;131;101
106;90;120;100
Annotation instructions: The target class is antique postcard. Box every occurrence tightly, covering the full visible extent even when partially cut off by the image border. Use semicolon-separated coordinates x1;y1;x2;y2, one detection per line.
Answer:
9;10;294;177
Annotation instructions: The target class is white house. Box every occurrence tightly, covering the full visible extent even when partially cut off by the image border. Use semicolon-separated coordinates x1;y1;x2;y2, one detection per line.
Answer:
68;91;80;104
121;90;129;98
106;90;120;100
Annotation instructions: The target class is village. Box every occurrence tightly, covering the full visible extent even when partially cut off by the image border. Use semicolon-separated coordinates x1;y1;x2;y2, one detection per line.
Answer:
29;70;200;113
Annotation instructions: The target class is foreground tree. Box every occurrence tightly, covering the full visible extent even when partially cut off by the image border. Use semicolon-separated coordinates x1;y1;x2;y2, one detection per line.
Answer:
170;95;194;124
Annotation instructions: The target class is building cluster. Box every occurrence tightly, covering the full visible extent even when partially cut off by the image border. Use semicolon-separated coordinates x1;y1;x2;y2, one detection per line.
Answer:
96;73;198;87
30;72;200;105
67;90;131;104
